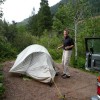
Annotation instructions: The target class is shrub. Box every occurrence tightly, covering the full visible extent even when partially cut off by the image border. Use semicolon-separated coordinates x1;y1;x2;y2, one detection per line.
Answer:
0;36;17;62
49;49;62;60
38;30;61;48
13;32;38;52
71;56;85;69
0;83;5;97
77;57;85;69
0;64;5;99
0;75;3;83
37;31;63;61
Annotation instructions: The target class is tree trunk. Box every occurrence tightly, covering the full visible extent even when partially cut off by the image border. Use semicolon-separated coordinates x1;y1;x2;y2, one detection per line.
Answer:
74;20;78;61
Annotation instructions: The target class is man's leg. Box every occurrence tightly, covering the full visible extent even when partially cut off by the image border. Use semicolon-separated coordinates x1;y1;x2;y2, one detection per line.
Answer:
63;50;72;77
62;50;65;71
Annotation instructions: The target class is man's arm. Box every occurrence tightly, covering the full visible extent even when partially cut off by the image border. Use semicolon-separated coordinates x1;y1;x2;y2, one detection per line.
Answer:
65;45;74;50
57;45;63;49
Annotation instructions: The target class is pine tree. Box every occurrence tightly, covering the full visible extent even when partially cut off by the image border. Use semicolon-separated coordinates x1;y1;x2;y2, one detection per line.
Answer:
38;0;52;34
28;14;38;36
0;0;5;18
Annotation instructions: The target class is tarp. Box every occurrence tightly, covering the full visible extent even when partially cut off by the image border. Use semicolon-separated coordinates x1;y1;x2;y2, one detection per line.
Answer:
9;44;56;83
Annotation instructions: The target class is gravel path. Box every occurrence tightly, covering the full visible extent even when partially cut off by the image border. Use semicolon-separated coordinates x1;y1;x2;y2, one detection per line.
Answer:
3;61;97;100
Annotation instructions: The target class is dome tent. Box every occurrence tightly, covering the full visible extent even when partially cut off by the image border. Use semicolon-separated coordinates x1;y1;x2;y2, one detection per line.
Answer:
9;44;56;83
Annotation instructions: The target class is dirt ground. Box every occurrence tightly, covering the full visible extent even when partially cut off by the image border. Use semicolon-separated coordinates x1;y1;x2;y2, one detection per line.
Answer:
2;61;97;100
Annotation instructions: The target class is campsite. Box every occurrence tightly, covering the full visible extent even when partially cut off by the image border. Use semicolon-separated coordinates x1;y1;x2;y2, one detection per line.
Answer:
3;61;97;100
0;0;100;100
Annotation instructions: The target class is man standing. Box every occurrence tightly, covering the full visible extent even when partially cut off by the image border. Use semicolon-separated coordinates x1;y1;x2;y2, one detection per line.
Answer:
57;29;74;79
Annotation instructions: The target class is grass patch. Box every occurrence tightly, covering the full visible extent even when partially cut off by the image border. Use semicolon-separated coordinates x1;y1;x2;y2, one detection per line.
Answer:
0;58;16;63
0;64;5;99
23;75;32;81
0;75;4;83
0;83;5;95
55;59;62;63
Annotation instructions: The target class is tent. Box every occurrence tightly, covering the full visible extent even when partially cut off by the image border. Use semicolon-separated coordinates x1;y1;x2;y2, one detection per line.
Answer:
9;44;56;83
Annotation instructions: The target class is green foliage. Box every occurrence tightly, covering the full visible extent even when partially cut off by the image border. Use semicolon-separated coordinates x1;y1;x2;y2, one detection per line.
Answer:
38;0;52;32
39;30;60;48
50;0;68;15
0;20;17;61
0;83;5;98
37;30;62;60
52;16;64;32
28;14;38;36
0;64;5;99
28;0;52;36
0;36;17;62
0;75;3;83
0;20;9;38
0;20;18;43
17;25;27;33
0;0;6;18
71;56;85;69
52;3;74;31
77;57;86;69
70;49;86;69
49;49;62;60
7;22;18;43
13;32;36;52
52;0;91;32
15;25;35;51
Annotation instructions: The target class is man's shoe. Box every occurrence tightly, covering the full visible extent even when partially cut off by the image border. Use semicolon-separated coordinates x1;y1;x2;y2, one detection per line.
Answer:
62;74;70;79
66;75;70;78
55;72;60;76
61;74;66;77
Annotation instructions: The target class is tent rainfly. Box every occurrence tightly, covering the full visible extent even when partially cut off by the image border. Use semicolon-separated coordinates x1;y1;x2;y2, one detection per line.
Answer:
9;44;56;83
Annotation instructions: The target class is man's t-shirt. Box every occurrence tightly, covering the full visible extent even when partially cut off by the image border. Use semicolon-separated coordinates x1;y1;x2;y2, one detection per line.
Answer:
63;36;74;50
